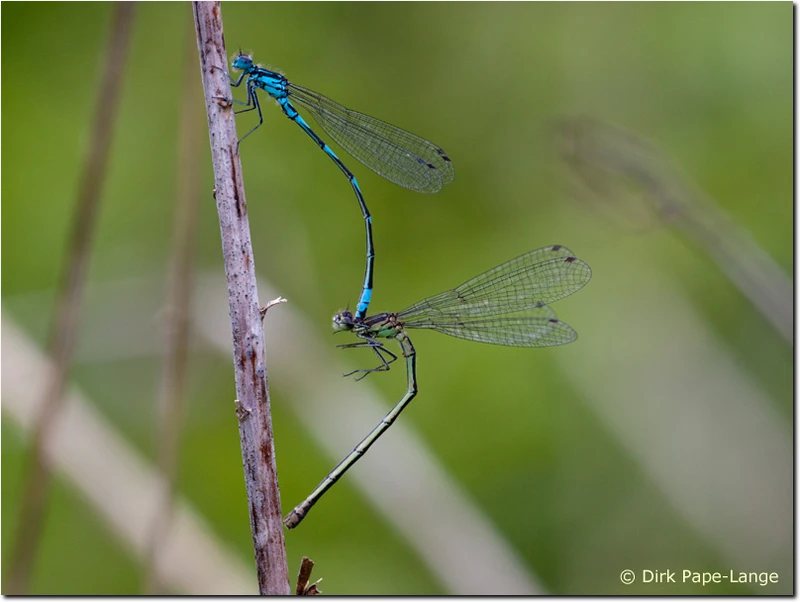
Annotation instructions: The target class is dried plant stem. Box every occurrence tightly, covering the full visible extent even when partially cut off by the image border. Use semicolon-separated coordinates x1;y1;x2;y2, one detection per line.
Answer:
192;2;290;594
295;557;322;595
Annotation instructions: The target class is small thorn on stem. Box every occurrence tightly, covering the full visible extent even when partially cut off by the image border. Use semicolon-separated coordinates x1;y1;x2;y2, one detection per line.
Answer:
214;96;233;109
259;296;287;320
234;399;252;421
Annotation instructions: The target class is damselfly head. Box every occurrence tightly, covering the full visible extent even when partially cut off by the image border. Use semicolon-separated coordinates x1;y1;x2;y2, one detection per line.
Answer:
332;310;355;332
232;53;254;71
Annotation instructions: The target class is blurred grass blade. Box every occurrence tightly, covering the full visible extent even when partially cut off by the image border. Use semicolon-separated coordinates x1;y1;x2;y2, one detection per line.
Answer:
143;27;203;595
7;3;136;593
553;117;792;343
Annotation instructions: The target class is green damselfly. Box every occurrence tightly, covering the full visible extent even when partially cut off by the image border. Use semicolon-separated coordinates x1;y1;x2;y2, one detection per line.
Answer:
285;245;591;528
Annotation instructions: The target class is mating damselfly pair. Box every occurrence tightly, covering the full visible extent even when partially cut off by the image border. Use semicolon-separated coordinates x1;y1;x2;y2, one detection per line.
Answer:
225;53;591;528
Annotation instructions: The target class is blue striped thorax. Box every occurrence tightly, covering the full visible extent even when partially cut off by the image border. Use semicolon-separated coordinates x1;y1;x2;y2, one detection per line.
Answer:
232;53;288;101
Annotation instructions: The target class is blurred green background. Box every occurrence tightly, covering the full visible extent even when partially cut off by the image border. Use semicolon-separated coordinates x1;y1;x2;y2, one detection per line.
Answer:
2;2;792;595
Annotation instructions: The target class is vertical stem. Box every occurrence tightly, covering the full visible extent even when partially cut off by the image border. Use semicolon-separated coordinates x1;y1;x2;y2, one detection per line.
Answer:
192;2;290;595
6;3;136;594
143;27;203;594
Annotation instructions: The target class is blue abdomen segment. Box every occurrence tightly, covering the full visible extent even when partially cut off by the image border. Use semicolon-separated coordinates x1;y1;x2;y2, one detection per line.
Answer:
284;102;375;320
